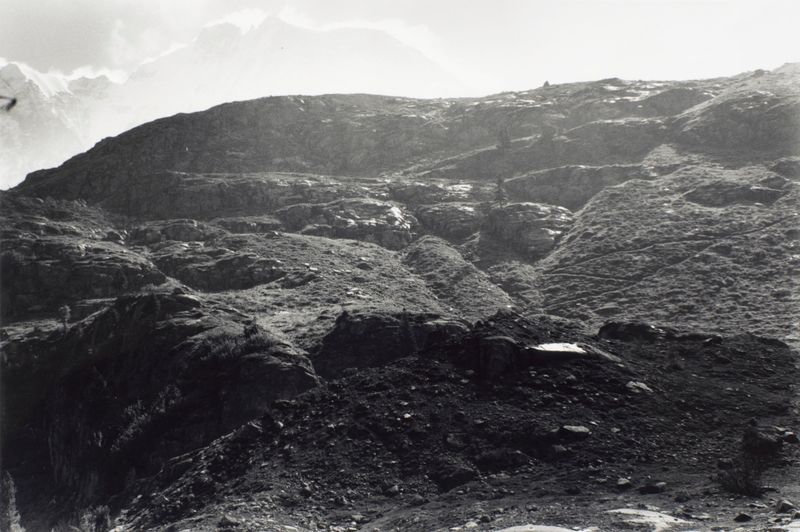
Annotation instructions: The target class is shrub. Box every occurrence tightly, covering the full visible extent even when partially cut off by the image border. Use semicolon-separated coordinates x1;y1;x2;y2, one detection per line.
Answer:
201;330;278;361
716;452;766;496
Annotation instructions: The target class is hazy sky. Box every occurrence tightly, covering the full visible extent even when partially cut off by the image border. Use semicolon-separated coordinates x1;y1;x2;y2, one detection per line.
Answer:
2;0;799;95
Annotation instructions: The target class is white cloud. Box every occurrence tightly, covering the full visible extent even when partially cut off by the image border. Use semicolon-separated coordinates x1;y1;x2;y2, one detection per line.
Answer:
276;5;477;92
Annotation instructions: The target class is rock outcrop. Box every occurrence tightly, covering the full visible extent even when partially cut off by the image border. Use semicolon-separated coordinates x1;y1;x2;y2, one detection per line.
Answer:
415;202;485;239
484;202;574;259
275;197;416;250
311;310;469;378
1;236;165;319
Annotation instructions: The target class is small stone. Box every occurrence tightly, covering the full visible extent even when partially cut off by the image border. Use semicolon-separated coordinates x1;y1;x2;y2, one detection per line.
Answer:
408;494;426;506
616;478;633;490
565;486;581;495
464;521;479;529
299;483;313;497
734;512;753;522
782;431;800;444
218;514;240;527
334;495;349;506
638;481;667;494
550;444;570;457
717;458;734;469
384;484;400;496
479;514;492;523
777;500;797;513
232;420;263;442
673;491;691;503
445;433;467;450
559;425;591;440
626;381;654;394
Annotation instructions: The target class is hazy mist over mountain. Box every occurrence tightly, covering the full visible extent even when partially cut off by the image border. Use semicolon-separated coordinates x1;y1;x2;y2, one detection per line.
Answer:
3;1;798;190
0;16;466;189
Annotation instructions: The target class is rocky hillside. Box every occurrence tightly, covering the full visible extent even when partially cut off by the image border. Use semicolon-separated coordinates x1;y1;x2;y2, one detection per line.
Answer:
2;65;800;531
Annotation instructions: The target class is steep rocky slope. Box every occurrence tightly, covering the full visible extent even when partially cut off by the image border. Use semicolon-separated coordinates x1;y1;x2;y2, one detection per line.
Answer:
2;65;800;531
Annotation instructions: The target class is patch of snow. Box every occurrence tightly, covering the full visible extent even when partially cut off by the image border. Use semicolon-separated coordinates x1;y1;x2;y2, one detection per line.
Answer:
533;342;587;354
447;183;473;193
10;62;71;97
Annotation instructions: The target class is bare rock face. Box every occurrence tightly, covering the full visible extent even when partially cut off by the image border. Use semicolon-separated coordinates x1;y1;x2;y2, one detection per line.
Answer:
484;202;574;259
276;198;417;250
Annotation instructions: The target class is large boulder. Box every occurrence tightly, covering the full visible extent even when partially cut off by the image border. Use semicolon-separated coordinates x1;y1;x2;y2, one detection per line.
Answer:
415;202;484;239
312;310;469;379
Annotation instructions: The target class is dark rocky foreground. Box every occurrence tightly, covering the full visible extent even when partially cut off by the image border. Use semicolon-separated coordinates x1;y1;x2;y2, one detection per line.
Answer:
2;65;800;531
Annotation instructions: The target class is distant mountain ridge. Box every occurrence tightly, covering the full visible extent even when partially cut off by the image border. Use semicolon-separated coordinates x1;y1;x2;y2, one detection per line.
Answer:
0;16;467;188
